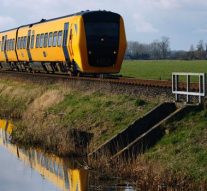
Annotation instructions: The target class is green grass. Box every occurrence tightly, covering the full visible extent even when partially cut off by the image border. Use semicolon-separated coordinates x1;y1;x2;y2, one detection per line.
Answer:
48;92;156;148
121;60;207;81
0;78;158;154
144;109;207;181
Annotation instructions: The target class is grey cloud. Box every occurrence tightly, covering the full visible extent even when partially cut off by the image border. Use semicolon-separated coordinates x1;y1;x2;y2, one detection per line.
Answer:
1;0;207;49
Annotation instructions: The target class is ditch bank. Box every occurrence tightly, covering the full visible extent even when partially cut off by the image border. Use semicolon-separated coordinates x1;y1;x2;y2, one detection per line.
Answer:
1;76;207;189
0;77;158;156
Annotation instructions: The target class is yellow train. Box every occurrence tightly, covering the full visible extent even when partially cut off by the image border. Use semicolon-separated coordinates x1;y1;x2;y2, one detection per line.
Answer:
0;11;127;76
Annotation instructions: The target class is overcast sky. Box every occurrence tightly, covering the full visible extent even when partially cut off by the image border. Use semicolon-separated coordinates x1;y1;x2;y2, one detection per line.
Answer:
1;0;207;50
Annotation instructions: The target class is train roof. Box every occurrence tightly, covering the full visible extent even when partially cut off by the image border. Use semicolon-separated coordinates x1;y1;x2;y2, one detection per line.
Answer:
0;10;120;34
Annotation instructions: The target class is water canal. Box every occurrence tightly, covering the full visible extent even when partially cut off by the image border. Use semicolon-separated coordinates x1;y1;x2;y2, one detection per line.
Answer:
0;120;135;191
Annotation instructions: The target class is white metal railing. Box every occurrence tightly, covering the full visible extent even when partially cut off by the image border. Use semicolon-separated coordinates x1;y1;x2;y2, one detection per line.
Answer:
172;72;206;104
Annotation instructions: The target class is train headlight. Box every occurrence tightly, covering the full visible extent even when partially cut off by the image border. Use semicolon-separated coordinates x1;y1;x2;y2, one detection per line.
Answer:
89;51;92;55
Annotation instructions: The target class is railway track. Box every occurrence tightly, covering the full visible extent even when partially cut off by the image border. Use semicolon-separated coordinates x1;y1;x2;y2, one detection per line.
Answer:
0;70;199;91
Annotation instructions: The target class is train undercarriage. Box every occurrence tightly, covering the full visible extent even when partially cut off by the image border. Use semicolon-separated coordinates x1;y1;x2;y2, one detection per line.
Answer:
0;61;118;78
0;61;83;76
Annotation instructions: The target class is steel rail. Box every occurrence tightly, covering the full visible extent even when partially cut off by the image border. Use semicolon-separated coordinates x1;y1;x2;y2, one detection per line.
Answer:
0;70;200;91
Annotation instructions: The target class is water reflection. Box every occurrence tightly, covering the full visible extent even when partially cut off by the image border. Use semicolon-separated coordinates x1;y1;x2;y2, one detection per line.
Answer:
0;120;135;191
0;120;88;191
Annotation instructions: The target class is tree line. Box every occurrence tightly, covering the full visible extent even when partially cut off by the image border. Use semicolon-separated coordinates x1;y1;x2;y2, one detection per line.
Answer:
125;37;207;60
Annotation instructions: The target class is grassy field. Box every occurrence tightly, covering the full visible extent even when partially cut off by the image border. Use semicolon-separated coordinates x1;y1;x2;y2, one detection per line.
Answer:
121;60;207;80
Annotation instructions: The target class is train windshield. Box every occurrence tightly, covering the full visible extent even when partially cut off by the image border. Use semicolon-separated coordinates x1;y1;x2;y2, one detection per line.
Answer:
85;22;119;38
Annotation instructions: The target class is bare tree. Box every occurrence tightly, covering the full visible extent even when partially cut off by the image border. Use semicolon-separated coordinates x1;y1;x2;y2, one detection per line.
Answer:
159;36;170;59
188;44;195;60
151;41;162;59
125;37;171;60
196;40;205;59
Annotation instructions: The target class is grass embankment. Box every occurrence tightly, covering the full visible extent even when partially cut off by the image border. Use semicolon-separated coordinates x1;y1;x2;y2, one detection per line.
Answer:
121;60;207;80
1;76;207;189
0;78;156;156
145;109;207;180
90;108;207;190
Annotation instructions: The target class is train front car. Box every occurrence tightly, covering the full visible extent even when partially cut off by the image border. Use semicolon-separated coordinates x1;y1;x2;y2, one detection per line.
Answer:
80;11;127;74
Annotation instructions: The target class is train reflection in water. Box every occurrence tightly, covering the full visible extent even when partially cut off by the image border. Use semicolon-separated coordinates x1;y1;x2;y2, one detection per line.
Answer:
0;120;135;191
0;119;88;191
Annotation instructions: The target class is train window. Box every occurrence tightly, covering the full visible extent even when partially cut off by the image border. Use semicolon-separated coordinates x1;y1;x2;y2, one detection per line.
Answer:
10;39;12;50
30;35;34;49
6;40;8;51
9;40;11;51
36;34;40;48
48;32;53;47
7;40;9;51
40;34;44;48
11;39;13;50
23;37;27;49
85;22;119;38
19;38;21;49
17;38;19;49
44;33;48;47
10;40;12;51
3;40;5;51
17;38;20;49
18;38;20;49
20;37;24;49
13;39;15;50
74;24;78;35
11;39;14;50
1;38;4;51
53;32;57;47
5;40;7;51
0;41;2;51
10;40;12;50
21;37;24;49
9;40;11;50
11;40;13;50
57;31;62;46
20;37;22;49
10;40;13;50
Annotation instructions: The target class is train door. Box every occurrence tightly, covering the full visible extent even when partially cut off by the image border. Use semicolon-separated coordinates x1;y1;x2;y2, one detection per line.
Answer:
1;36;5;61
69;26;74;58
3;35;8;62
27;30;32;62
62;22;70;63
